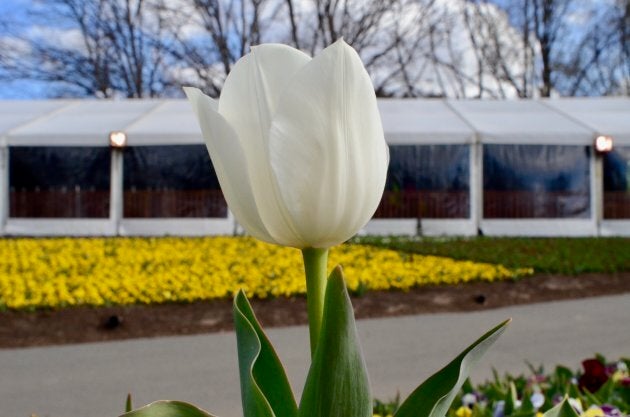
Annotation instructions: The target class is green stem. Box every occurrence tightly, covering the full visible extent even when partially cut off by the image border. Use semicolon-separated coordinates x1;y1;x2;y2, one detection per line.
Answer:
301;247;329;357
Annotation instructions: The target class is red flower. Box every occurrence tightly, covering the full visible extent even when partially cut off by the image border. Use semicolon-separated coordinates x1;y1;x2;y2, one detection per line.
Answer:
578;359;609;393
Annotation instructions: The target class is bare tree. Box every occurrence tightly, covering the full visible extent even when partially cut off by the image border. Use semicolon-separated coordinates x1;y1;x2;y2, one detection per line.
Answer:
559;0;630;96
2;0;626;99
532;0;573;97
490;0;628;97
0;0;170;98
153;0;286;96
459;0;536;98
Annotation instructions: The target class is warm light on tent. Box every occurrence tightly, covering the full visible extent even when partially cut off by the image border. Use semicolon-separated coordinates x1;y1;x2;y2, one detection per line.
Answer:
594;135;613;154
109;131;127;148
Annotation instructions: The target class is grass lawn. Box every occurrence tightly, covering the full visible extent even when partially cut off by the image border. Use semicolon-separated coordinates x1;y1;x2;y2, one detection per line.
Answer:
351;236;630;275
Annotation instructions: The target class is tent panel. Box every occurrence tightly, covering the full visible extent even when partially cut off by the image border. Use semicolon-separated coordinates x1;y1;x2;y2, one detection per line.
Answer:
376;144;470;219
122;145;226;218
126;101;203;145
481;219;596;236
600;220;630;237
119;218;234;236
603;145;630;219
449;100;594;144
363;219;476;236
0;101;69;141
483;144;591;219
4;219;115;236
378;99;474;144
545;98;630;145
7;101;161;146
9;146;111;218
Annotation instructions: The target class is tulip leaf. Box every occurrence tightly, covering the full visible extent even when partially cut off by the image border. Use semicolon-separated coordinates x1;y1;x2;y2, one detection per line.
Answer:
394;318;511;417
542;398;580;417
126;393;133;413
299;266;371;417
119;400;217;417
234;290;298;417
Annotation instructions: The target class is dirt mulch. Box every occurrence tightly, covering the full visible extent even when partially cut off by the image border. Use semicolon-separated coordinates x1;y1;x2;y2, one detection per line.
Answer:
1;273;629;349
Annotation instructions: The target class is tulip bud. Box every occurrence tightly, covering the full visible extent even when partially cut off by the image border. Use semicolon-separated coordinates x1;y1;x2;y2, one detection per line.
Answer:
185;40;388;249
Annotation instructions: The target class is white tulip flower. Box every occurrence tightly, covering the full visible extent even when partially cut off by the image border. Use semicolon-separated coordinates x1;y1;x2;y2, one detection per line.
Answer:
184;39;388;249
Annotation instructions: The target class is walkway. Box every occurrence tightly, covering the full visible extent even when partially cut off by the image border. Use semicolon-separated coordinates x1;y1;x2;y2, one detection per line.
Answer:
1;294;628;417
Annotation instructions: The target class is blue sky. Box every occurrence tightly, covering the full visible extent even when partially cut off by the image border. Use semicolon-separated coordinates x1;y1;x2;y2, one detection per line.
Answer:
0;0;30;22
0;0;38;99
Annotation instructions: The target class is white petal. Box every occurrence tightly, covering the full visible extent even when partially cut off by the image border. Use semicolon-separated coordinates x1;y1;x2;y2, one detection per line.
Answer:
218;44;312;247
183;87;276;244
269;40;389;247
219;44;311;141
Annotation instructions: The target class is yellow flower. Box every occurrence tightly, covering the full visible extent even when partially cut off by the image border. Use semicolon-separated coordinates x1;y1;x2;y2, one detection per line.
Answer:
0;237;532;310
612;370;628;383
581;406;604;417
455;406;472;417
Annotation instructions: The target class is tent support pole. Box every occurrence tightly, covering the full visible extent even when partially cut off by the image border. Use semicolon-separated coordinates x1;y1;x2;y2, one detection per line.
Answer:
110;148;124;236
470;137;483;236
591;147;603;236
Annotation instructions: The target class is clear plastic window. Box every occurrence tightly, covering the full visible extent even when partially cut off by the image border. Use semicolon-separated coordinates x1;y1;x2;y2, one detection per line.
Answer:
604;146;630;219
483;145;590;218
9;146;110;218
123;145;227;218
374;144;470;218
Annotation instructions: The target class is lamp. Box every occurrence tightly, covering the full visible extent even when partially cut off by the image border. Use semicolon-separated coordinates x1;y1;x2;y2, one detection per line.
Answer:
594;135;613;154
109;131;127;148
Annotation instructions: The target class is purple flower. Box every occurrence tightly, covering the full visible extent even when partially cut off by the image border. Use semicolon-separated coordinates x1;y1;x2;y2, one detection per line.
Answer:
600;404;622;417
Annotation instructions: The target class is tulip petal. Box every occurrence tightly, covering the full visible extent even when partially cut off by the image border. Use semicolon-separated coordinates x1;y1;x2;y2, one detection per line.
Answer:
218;45;312;247
269;40;389;247
183;87;275;244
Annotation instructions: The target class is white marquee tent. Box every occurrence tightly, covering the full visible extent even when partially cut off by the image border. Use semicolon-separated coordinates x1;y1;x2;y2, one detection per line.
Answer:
1;97;629;237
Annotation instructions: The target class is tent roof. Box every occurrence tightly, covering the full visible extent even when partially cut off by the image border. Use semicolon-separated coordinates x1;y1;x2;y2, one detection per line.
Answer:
125;100;203;145
0;101;68;145
1;97;628;147
3;100;161;146
377;99;474;144
446;100;595;145
544;97;630;144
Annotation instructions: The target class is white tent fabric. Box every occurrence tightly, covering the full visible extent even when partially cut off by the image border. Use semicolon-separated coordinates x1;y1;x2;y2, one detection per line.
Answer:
125;100;204;146
5;101;160;146
447;100;595;145
377;99;474;144
544;98;630;145
1;97;627;147
1;97;628;237
0;101;67;146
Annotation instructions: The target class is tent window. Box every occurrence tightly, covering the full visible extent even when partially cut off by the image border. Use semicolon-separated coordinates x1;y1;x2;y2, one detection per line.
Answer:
483;145;590;218
374;144;470;219
9;146;110;218
123;145;227;218
604;146;630;219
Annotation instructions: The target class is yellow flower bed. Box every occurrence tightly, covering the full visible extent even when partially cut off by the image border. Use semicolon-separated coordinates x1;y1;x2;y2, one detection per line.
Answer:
0;237;533;310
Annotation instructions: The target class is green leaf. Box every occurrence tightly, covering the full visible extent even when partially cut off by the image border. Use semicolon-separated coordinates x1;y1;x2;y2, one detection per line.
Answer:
520;389;535;413
234;290;298;417
555;366;574;384
126;393;133;413
542;398;579;417
394;318;511;417
594;378;615;403
119;400;217;417
299;266;371;417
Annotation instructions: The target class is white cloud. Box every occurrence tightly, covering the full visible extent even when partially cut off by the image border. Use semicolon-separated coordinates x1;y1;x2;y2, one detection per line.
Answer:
28;26;86;52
